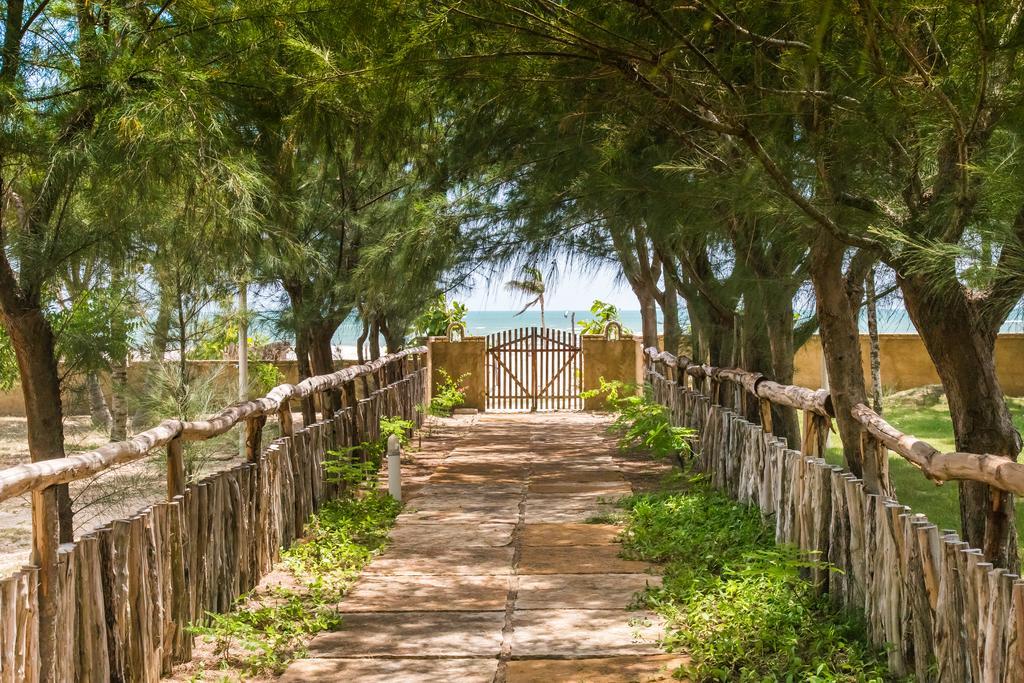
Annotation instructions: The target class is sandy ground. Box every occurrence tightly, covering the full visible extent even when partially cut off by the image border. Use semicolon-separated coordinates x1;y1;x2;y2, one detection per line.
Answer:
0;416;253;578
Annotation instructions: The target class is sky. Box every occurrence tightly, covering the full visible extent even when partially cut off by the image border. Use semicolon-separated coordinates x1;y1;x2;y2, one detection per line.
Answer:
458;259;641;311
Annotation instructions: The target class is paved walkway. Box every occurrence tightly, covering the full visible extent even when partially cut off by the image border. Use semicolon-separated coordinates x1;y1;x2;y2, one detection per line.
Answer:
281;413;684;682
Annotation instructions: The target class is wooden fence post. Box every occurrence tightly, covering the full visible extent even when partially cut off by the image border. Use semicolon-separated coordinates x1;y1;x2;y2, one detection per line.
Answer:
167;437;185;499
860;431;892;496
759;398;774;435
245;415;266;462
279;399;294;438
32;487;60;682
802;411;830;457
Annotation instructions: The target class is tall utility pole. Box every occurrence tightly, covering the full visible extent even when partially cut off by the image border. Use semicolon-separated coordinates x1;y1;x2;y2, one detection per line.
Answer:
238;283;249;459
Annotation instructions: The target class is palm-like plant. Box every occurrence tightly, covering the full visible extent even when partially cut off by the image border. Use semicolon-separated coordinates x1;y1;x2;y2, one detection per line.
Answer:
506;265;548;327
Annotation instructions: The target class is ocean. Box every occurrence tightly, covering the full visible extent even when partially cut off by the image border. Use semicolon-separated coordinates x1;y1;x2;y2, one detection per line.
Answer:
328;307;1023;347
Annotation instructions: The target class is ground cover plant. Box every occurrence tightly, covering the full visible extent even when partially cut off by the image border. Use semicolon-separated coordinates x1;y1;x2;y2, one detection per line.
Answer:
620;486;896;681
596;383;896;681
187;418;404;676
429;370;469;416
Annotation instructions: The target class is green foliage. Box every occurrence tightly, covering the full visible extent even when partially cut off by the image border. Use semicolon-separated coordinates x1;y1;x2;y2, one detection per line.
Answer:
190;307;272;362
0;329;19;392
413;294;469;337
583;378;694;460
621;487;896;681
249;362;285;396
323;415;414;488
577;299;631;335
429;369;469;416
189;492;400;675
54;284;138;374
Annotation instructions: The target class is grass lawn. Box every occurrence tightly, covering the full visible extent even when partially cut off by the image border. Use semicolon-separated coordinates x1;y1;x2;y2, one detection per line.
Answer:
817;395;1024;541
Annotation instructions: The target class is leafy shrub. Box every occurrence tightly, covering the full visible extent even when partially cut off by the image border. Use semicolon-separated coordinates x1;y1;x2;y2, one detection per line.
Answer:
583;377;694;460
189;491;400;675
414;293;468;337
621;488;895;681
430;369;469;416
323;415;414;488
577;299;632;334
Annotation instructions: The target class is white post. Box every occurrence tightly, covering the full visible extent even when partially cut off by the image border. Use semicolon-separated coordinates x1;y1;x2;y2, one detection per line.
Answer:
238;283;249;459
387;434;401;501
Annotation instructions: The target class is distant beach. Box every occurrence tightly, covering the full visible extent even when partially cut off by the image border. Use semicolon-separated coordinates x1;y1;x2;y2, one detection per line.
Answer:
326;307;1023;348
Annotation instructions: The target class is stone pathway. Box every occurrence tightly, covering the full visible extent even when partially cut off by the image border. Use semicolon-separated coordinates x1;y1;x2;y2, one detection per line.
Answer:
281;413;685;682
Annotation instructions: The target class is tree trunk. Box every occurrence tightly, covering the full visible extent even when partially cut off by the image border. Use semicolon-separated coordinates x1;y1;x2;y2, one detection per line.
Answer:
85;371;112;431
108;359;128;442
636;290;659;349
151;284;172;360
308;324;335;376
369;320;381;360
539;295;545;329
759;279;801;449
380;317;404;353
661;274;682;355
1;305;75;682
294;327;316;427
866;269;883;414
900;273;1021;571
808;235;875;483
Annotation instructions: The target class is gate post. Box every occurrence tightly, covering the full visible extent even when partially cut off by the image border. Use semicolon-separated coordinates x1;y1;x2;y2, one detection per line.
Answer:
426;335;486;411
581;334;644;410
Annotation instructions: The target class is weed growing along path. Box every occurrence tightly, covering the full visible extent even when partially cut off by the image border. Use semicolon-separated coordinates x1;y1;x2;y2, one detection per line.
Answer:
619;483;896;681
165;416;473;681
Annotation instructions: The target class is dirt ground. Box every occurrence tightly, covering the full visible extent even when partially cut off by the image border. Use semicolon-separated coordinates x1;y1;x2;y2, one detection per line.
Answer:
0;416;249;578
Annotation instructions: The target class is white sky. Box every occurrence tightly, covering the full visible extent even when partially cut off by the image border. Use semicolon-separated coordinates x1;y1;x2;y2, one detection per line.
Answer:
458;260;641;311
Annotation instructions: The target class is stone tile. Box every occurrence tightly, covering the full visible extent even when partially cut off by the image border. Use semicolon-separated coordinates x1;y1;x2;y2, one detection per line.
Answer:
510;609;663;658
516;574;660;609
407;497;520;518
524;499;618;524
403;509;520;525
529;481;631;495
415;483;524;498
522;523;620;546
518;545;651;574
307;611;506;658
389;521;515;548
531;469;630;483
339;574;511;612
281;657;499;683
505;655;687;682
365;546;514;575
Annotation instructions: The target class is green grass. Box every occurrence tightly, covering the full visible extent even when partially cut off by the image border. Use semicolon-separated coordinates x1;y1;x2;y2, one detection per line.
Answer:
817;396;1024;540
621;483;897;681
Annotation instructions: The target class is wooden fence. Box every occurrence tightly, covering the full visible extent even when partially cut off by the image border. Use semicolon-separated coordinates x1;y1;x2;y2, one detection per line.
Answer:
645;349;1023;682
0;348;428;683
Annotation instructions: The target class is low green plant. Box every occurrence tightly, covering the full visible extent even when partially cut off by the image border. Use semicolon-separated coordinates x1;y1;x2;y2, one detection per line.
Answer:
577;299;632;335
413;293;468;337
430;369;469;416
323;415;414;488
583;377;694;460
620;486;896;681
189;492;400;675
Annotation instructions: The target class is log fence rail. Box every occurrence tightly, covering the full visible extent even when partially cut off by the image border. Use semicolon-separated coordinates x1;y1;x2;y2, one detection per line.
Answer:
644;347;1023;681
0;347;428;683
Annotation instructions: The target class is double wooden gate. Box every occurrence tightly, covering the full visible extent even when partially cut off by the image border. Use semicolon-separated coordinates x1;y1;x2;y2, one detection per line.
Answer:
486;327;583;411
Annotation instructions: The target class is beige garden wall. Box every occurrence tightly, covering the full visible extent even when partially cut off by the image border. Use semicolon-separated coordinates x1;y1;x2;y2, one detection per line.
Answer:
793;333;1024;395
426;336;487;410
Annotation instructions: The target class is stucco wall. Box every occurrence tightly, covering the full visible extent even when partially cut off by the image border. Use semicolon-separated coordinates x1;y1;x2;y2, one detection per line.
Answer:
0;359;339;418
427;336;487;410
580;336;644;410
793;333;1024;395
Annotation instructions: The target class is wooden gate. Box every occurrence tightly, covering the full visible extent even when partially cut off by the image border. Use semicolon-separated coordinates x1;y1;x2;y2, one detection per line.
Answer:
486;327;583;411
